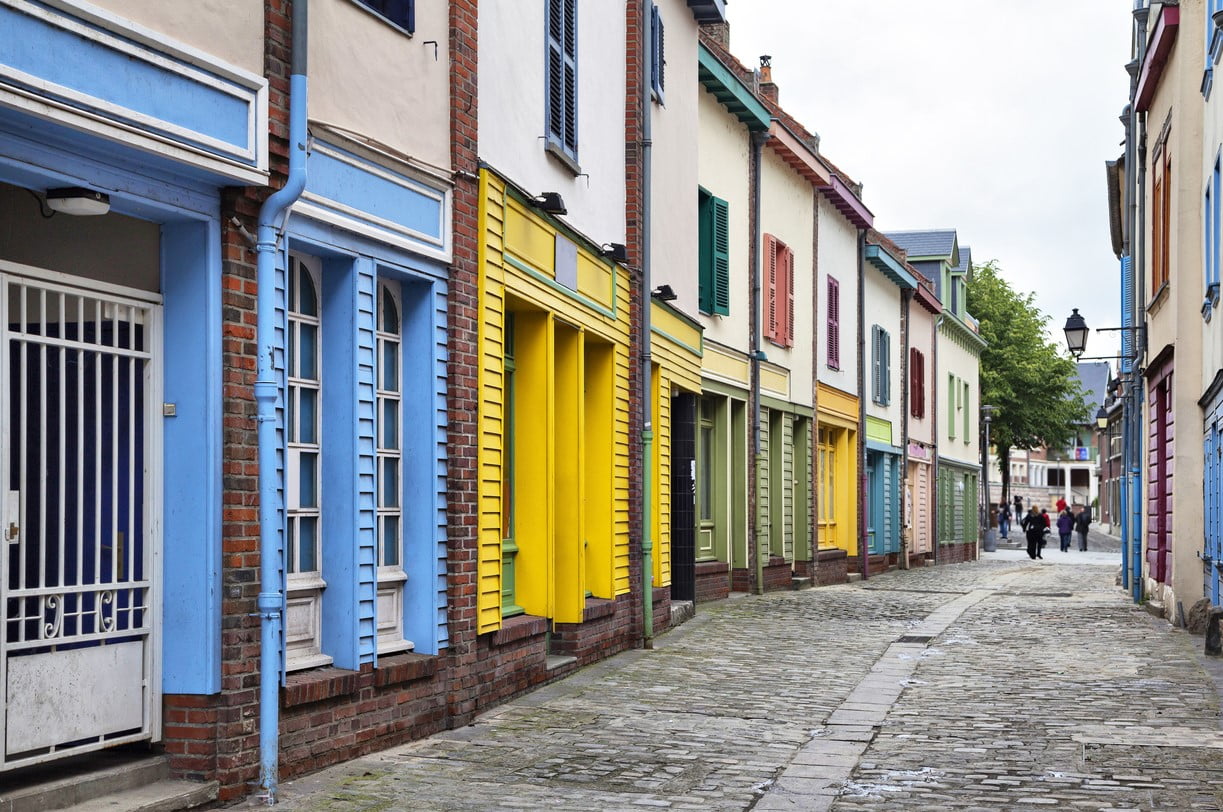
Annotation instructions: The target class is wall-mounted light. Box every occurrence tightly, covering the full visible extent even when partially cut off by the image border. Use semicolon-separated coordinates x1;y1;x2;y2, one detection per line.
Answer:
1096;406;1109;431
601;242;629;263
651;284;677;301
45;187;110;216
531;191;567;215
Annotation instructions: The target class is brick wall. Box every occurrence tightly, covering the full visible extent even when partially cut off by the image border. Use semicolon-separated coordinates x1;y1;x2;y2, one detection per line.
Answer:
815;548;848;586
762;556;793;593
936;542;978;566
695;561;731;603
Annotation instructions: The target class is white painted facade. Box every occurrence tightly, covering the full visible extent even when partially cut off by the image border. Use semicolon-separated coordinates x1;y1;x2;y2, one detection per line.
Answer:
816;197;859;398
759;148;814;408
695;86;752;352
935;319;980;470
650;2;700;312
862;263;902;437
311;0;451;173
907;293;937;448
478;0;626;245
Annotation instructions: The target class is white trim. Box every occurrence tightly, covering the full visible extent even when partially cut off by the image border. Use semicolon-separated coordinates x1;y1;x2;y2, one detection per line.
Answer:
294;200;451;265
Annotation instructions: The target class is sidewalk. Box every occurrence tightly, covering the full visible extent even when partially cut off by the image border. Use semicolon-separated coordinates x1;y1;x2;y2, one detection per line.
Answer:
266;556;1223;811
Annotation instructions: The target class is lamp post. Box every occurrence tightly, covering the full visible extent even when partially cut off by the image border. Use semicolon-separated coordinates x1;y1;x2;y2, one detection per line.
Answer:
981;404;996;551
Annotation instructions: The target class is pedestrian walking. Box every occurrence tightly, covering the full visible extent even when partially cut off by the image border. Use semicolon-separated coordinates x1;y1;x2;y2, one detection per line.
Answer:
1075;506;1091;551
1040;508;1051;557
1056;508;1074;552
1022;506;1044;559
998;501;1011;540
1056;496;1067;515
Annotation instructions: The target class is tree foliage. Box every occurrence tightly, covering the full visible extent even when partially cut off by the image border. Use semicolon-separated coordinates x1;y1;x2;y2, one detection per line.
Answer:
966;261;1090;498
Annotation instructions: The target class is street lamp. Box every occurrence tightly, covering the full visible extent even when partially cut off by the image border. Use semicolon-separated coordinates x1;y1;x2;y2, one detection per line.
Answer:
1095;406;1108;431
1064;308;1089;358
981;404;996;545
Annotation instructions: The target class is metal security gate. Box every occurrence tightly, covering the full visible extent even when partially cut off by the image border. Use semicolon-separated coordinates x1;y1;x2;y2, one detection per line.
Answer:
1;264;162;770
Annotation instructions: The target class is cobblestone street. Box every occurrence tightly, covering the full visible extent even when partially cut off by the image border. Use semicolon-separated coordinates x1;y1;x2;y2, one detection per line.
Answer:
271;537;1223;811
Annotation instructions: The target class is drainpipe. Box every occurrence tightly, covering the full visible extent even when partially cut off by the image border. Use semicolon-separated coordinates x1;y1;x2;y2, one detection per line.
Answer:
255;1;308;802
932;314;943;566
856;231;867;579
899;288;912;569
640;0;655;646
750;129;768;594
1127;1;1149;605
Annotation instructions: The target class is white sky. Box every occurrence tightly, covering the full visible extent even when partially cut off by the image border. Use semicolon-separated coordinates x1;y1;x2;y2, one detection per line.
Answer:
728;1;1133;362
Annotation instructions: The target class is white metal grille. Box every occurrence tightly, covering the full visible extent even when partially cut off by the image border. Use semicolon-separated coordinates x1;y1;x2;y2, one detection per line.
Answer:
1;265;161;770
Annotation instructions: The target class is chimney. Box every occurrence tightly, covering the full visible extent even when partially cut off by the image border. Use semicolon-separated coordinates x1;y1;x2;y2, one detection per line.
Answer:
758;55;778;104
700;21;730;50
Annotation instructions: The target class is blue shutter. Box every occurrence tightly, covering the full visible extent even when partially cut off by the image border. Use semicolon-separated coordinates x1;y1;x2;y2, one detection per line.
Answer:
546;0;578;158
882;328;891;405
1120;256;1133;373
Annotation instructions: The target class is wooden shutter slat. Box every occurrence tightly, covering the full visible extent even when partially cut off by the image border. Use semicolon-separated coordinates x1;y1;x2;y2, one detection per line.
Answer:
712;197;730;315
784;245;794;347
765;235;778;342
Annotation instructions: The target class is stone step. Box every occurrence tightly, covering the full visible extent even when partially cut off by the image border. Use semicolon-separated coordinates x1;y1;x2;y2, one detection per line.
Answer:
0;751;176;812
65;779;218;812
791;576;814;590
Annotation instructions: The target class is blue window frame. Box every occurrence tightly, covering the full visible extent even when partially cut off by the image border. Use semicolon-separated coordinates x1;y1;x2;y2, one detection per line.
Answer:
354;0;415;33
1209;156;1222;316
546;0;578;161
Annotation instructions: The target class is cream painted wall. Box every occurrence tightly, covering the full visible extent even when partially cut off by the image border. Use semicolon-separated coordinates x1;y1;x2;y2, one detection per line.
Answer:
479;1;626;244
696;88;751;353
87;0;263;75
907;303;937;447
862;268;901;434
816;197;858;397
760;150;814;408
935;325;979;468
1143;0;1206;611
310;0;450;172
650;2;700;318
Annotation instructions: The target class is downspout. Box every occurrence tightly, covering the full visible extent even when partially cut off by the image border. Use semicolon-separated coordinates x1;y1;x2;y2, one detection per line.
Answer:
255;1;307;802
856;231;868;579
1128;1;1149;604
899;288;912;569
640;0;655;645
932;314;943;565
750;129;768;594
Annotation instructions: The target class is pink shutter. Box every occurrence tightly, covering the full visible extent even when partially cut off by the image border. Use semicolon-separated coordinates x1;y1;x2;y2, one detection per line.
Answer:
765;235;778;342
827;276;840;369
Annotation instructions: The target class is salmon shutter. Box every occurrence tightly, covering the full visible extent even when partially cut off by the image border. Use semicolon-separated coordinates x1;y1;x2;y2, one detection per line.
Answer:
764;235;778;342
827;276;840;369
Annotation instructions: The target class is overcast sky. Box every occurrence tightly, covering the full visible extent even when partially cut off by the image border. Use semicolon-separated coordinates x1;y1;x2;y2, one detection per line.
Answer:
729;1;1133;362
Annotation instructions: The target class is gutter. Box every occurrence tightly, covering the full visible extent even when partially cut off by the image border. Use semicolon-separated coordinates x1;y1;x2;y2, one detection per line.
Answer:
856;231;868;580
255;0;308;802
750;129;769;593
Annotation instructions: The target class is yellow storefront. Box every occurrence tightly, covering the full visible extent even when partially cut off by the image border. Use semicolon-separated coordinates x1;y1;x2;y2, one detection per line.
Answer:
817;382;860;555
475;170;633;632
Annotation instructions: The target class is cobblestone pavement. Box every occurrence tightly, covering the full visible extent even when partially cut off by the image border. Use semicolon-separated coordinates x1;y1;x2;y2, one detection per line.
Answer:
270;539;1223;811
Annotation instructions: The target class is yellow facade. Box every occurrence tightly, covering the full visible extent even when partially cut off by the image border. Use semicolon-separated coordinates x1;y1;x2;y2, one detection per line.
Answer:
476;170;633;632
817;383;859;554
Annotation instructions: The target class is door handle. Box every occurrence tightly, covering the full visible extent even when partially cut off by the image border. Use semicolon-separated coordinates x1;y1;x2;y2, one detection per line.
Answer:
4;490;17;543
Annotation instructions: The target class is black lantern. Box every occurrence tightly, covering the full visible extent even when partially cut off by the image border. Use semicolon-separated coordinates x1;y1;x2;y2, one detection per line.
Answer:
1063;308;1088;358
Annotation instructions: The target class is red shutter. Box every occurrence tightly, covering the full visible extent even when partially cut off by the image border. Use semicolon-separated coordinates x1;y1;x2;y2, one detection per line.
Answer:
827;276;840;369
764;235;778;343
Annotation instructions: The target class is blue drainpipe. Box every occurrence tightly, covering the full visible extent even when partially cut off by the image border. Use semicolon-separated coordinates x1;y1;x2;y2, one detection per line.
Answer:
256;0;308;802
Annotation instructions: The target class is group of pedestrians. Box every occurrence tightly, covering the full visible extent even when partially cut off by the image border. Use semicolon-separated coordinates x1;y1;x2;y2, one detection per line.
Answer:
996;496;1091;560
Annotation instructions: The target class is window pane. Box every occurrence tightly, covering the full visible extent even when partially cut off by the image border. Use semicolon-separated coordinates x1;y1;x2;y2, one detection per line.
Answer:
382;516;400;567
287;388;297;443
287;517;297;572
299;269;317;317
382;398;399;449
382;340;398;391
299;325;318;379
298;517;318;573
381;458;399;508
699;425;713;521
299;388;317;445
381;289;400;334
287;323;296;378
300;452;317;508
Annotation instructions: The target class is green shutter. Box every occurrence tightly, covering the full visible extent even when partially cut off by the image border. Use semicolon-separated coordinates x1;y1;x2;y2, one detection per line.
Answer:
699;192;731;316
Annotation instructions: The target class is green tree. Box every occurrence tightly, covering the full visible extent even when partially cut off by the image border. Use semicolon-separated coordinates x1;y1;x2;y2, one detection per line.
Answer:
966;260;1089;506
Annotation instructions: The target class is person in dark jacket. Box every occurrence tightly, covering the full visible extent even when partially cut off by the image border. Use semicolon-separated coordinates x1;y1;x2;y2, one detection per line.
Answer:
1057;508;1074;552
1075;507;1091;551
1022;506;1044;559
